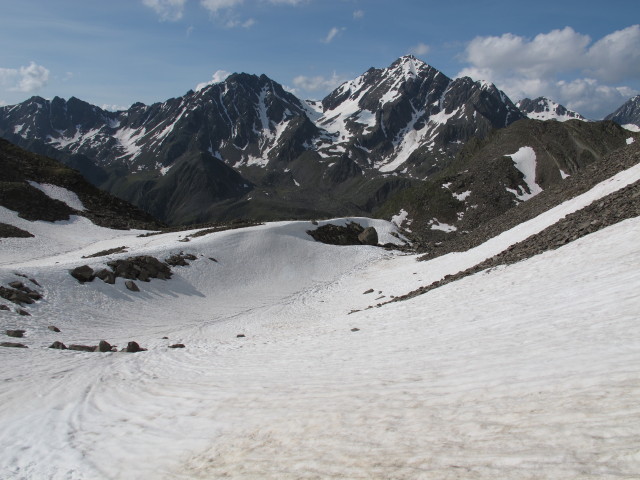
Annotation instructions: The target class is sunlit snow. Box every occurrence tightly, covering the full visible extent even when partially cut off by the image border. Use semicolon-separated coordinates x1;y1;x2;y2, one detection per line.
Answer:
506;146;543;201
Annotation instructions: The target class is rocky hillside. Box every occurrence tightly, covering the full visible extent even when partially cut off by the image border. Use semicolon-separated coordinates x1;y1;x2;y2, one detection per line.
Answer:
377;119;638;247
0;138;163;236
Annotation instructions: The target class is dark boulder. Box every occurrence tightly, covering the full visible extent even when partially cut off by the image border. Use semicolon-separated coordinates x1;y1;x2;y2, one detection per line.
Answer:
49;341;67;350
0;342;27;348
95;268;116;284
48;325;61;332
125;280;140;292
17;309;30;316
6;329;25;338
168;343;185;349
70;265;95;283
122;341;146;353
0;304;9;310
68;344;97;352
96;340;113;352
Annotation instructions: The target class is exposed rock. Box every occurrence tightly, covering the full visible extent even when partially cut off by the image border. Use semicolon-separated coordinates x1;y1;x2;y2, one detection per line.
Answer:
70;265;95;283
96;340;114;352
122;341;145;353
307;222;364;246
125;280;140;292
95;268;116;284
17;309;30;316
0;222;34;238
351;328;360;332
358;226;379;246
0;342;27;348
49;341;67;350
165;252;198;267
0;281;41;305
68;344;97;352
237;334;246;338
168;343;185;349
6;329;25;338
48;325;61;333
363;289;374;294
107;255;172;282
82;246;127;258
0;304;9;311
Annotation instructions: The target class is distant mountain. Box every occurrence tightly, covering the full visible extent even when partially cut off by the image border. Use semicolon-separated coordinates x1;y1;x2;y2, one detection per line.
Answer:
0;56;523;224
605;95;640;127
517;97;586;122
0;138;163;236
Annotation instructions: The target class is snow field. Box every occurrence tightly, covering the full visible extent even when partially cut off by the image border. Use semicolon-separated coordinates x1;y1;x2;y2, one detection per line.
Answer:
0;164;639;478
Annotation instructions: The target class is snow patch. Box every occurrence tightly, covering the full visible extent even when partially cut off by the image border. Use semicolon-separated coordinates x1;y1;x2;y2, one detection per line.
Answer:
506;146;543;201
621;124;639;132
27;181;86;211
626;137;635;145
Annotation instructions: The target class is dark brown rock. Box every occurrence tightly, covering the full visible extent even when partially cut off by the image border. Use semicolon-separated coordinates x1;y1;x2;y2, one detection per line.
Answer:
49;341;67;350
68;344;97;352
95;269;116;284
70;265;95;283
6;329;25;338
17;309;30;316
0;342;27;348
48;325;61;333
95;340;113;352
168;343;185;349
122;341;145;353
0;304;9;311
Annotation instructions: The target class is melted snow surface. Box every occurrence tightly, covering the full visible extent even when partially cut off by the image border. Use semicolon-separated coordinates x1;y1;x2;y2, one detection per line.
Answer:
1;165;640;479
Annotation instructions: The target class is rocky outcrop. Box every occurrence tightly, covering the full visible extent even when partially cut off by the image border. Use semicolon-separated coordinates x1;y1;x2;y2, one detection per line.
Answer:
107;256;172;282
70;265;95;283
0;281;42;305
307;222;379;246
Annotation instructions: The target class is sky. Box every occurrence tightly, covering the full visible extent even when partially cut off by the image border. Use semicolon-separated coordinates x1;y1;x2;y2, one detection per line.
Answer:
0;0;638;119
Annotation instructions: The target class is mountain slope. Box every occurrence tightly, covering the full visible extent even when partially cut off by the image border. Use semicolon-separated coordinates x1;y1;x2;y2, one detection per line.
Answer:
605;94;640;127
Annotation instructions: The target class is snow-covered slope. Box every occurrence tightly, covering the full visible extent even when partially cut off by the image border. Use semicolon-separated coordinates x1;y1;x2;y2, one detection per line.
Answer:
517;96;586;122
1;163;639;479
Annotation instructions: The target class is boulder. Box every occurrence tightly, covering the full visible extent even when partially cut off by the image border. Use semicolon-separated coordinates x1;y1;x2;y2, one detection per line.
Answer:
6;329;25;338
70;265;95;283
168;343;185;349
0;304;9;311
49;341;67;350
95;340;113;352
68;344;97;352
122;341;146;353
48;325;61;333
95;269;115;284
125;280;140;292
0;342;27;348
17;309;30;316
358;227;379;246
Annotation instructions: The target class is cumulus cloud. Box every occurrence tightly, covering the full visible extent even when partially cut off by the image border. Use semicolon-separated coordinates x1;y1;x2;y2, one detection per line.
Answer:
353;10;364;20
292;72;347;93
409;42;430;56
458;25;640;118
200;0;244;14
196;69;232;91
142;0;187;21
322;27;345;44
0;62;50;93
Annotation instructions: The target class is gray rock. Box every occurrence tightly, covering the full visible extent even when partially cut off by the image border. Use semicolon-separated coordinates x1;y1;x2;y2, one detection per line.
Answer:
70;265;95;283
358;226;378;246
363;288;374;294
48;325;61;333
68;344;97;352
17;309;30;316
0;304;9;311
125;280;140;292
168;343;185;349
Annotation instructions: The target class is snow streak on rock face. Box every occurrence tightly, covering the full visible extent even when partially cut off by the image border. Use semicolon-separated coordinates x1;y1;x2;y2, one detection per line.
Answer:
1;163;639;479
506;146;543;201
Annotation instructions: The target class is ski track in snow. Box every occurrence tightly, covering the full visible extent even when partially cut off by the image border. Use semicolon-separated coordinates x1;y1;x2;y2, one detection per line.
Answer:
1;165;640;479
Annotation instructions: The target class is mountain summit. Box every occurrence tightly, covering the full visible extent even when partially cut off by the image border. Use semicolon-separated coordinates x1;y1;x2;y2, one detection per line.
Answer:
517;97;586;122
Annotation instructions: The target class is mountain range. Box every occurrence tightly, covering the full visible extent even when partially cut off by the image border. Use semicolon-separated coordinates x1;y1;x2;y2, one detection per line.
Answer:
0;55;638;228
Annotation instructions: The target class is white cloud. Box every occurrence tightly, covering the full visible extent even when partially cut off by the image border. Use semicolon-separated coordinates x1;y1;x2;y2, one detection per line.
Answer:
458;25;640;118
142;0;187;21
226;17;255;28
200;0;244;14
353;10;364;19
292;72;347;93
267;0;307;4
0;62;50;93
322;27;345;44
101;104;130;112
409;42;430;56
196;69;232;91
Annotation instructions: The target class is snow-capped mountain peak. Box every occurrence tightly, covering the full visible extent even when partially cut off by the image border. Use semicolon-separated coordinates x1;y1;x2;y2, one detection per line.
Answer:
517;97;586;122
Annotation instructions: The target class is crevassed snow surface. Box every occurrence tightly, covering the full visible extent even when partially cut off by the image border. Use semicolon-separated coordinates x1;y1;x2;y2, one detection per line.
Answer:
506;146;543;200
1;165;640;479
27;181;86;211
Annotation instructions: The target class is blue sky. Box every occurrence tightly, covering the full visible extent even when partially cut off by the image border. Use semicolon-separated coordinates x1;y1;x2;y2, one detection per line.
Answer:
0;0;638;118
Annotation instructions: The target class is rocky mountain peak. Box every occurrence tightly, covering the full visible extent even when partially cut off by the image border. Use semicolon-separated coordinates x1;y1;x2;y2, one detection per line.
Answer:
517;97;586;122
